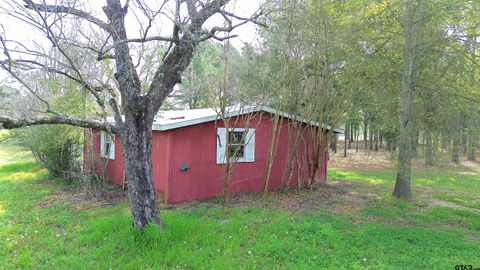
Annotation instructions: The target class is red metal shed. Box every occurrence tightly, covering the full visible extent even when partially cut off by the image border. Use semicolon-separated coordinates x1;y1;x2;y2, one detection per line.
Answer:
86;107;335;204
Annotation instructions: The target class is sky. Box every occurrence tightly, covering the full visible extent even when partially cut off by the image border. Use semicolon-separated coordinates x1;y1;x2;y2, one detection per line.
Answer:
0;0;262;51
0;0;262;85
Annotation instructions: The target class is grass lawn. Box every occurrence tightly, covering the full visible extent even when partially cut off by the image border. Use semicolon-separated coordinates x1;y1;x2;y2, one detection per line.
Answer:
0;139;479;269
0;130;33;165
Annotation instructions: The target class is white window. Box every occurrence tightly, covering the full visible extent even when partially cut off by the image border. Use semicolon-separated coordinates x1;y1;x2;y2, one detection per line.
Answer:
100;131;115;160
216;128;255;164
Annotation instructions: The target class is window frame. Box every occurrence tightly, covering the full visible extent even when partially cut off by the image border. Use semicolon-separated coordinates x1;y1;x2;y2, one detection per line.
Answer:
227;129;247;161
100;131;115;160
216;127;255;164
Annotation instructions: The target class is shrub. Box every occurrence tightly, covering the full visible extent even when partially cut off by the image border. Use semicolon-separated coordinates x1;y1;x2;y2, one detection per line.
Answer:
17;124;83;182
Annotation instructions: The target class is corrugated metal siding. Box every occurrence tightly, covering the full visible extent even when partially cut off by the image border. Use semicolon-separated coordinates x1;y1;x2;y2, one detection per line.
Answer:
87;130;124;185
88;130;169;196
87;112;328;204
166;113;328;204
152;131;170;196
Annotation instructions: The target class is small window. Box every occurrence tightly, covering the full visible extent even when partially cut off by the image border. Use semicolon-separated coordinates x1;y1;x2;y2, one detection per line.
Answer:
103;139;111;157
228;130;246;159
216;128;255;164
100;131;115;160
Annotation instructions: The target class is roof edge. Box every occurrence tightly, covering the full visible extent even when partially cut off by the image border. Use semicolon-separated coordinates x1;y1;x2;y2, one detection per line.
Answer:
153;106;343;134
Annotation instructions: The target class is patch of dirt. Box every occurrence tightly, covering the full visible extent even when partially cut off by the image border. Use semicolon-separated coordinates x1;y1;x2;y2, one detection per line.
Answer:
37;192;70;208
168;180;379;215
37;183;128;210
419;198;480;213
461;160;480;174
329;148;394;170
330;142;480;174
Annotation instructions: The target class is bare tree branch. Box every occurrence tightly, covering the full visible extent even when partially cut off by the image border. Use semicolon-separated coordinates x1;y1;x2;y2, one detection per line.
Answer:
147;0;231;108
0;114;118;134
98;35;175;57
22;0;112;33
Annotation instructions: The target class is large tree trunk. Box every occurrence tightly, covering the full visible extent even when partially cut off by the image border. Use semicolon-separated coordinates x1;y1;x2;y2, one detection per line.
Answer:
121;112;163;229
394;0;423;199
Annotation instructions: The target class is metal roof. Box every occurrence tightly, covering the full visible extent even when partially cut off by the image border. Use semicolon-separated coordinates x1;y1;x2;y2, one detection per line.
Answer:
150;106;342;133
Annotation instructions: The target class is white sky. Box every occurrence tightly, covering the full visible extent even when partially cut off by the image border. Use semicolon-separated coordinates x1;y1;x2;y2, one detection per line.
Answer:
0;0;262;86
0;0;262;51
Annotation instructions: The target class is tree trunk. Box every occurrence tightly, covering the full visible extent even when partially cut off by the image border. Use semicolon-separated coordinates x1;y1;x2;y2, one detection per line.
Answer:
452;138;460;163
467;130;476;161
343;123;348;158
348;124;353;149
355;128;359;153
466;36;476;162
308;130;327;189
364;119;368;149
330;133;337;153
425;130;433;166
461;128;468;154
394;0;423;199
411;129;419;158
283;122;303;191
369;123;374;151
121;112;163;229
452;127;461;164
452;113;462;163
264;115;283;193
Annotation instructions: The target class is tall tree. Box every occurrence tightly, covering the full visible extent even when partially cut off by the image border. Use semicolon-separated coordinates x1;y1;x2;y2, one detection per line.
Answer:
0;0;261;229
393;0;425;199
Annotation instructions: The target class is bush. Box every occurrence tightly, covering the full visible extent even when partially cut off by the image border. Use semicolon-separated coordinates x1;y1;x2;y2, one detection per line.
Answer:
17;124;83;182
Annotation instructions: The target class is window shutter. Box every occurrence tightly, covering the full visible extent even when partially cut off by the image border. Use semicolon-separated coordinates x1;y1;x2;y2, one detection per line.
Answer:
245;128;255;162
100;131;106;157
109;135;115;160
216;128;227;164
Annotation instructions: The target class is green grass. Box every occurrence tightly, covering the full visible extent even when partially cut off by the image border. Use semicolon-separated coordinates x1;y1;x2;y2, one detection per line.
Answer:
0;130;33;164
0;146;479;269
329;166;480;199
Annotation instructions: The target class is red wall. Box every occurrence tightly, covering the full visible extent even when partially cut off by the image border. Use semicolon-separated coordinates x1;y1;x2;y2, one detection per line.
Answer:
88;130;124;185
165;113;327;203
87;130;169;196
88;113;328;204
